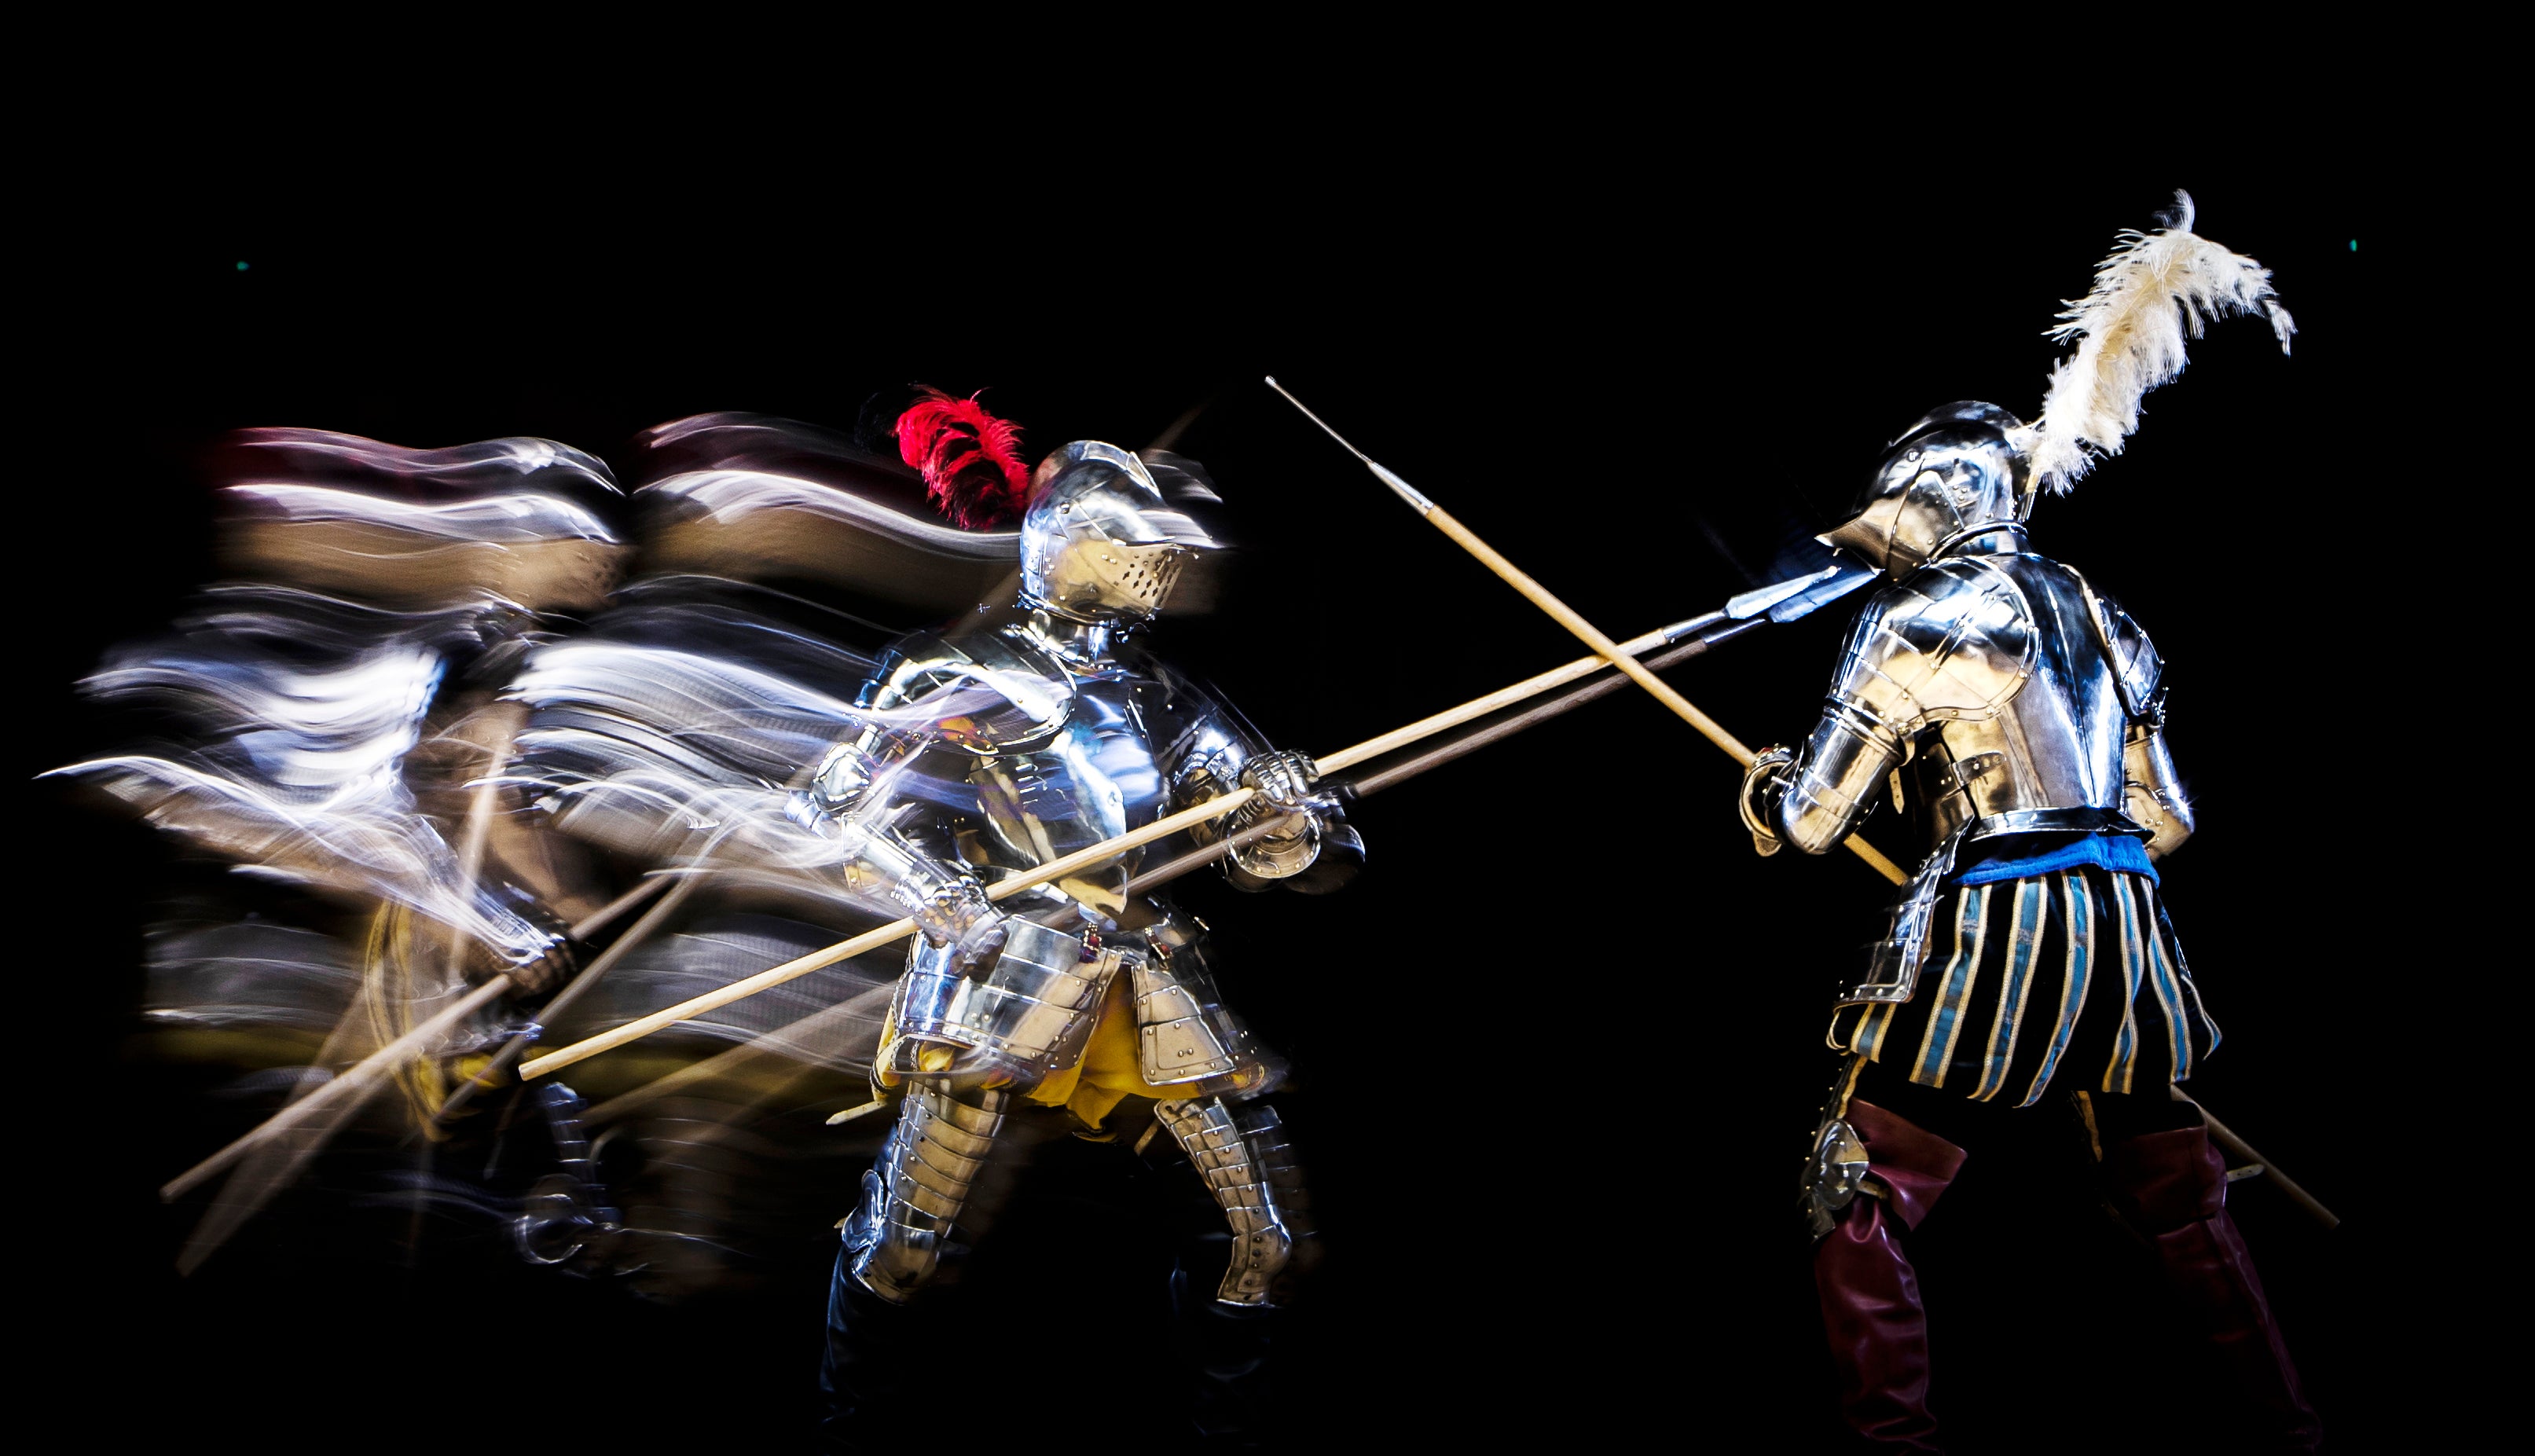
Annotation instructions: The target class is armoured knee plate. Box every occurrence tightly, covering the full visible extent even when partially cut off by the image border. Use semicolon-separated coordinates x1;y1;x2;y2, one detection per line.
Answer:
1156;1096;1295;1307
844;1084;1008;1304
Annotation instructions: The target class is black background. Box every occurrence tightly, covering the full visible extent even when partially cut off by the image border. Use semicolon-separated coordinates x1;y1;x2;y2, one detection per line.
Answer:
24;123;2452;1451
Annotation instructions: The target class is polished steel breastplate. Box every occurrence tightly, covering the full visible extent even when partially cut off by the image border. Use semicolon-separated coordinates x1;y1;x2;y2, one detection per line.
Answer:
1899;556;2141;845
968;673;1168;871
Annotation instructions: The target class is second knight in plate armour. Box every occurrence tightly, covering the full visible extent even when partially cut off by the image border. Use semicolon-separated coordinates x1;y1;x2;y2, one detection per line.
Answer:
1737;196;2320;1451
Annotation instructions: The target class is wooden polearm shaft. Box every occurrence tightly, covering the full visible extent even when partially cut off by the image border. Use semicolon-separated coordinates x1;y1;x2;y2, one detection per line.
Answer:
1266;376;1908;889
580;622;1765;1123
582;984;898;1124
166;838;695;1193
517;609;1730;1082
434;870;712;1124
161;976;513;1201
2198;1099;2340;1230
1265;381;2342;1230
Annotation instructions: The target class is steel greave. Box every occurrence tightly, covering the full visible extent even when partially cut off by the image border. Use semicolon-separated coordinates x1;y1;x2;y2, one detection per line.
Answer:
844;1084;1007;1304
1156;1096;1294;1307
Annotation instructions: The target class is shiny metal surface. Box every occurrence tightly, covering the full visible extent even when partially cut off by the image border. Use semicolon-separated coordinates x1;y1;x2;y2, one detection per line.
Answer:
1740;746;1795;856
1155;1095;1295;1306
1176;736;1353;888
1833;820;1976;1012
1758;540;2159;860
2125;721;2195;860
1130;942;1251;1087
1020;442;1220;623
882;919;1127;1088
1817;402;2030;580
1752;420;2197;1018
1225;750;1325;879
801;454;1346;1304
797;530;1360;937
2076;567;2193;859
843;1084;1009;1303
1801;1115;1872;1240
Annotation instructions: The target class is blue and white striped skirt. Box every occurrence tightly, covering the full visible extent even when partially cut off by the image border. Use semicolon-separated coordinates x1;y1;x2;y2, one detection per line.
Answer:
1829;867;2221;1109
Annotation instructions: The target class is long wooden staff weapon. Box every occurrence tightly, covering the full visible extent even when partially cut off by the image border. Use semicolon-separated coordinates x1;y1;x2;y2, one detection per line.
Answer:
161;717;523;1208
431;867;710;1126
512;610;1741;1081
1266;377;1907;887
171;592;1804;1174
578;600;1817;1125
1271;380;2339;1228
518;556;1882;1087
161;849;688;1201
163;982;514;1203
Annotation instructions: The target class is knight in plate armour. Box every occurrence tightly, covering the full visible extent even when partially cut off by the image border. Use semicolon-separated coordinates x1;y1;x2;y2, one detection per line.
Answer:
1737;198;2320;1450
800;412;1359;1439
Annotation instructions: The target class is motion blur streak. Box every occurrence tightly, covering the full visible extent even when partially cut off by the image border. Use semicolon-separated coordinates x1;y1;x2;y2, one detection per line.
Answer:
54;632;553;963
57;418;1000;1291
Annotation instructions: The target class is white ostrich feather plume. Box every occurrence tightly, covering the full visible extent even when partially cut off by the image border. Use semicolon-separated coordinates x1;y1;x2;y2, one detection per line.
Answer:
2012;191;2295;494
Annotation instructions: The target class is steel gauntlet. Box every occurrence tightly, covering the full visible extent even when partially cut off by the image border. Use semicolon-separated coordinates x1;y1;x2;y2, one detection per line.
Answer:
1739;746;1795;857
1230;750;1330;879
906;876;1009;967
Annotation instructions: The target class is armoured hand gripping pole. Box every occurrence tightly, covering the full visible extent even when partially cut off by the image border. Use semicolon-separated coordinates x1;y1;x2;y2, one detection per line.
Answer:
1265;377;1909;887
1154;1097;1295;1305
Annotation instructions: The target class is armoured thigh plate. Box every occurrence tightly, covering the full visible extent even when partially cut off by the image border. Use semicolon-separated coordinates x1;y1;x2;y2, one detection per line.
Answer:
883;919;1133;1088
1132;940;1251;1087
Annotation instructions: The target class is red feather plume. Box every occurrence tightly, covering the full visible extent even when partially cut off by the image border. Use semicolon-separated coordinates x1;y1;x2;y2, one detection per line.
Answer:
894;388;1029;529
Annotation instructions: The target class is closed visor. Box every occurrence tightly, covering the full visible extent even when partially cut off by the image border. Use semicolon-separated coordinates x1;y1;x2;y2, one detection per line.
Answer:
1039;532;1186;614
1030;442;1223;553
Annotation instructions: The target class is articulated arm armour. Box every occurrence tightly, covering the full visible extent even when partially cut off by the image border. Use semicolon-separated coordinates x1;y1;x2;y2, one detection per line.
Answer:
2125;721;2193;859
1749;543;2185;862
2084;578;2194;859
1768;556;2034;856
803;750;1003;952
798;626;1072;948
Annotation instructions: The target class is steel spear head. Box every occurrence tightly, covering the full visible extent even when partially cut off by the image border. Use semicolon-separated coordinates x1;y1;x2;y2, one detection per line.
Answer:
1726;560;1879;624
